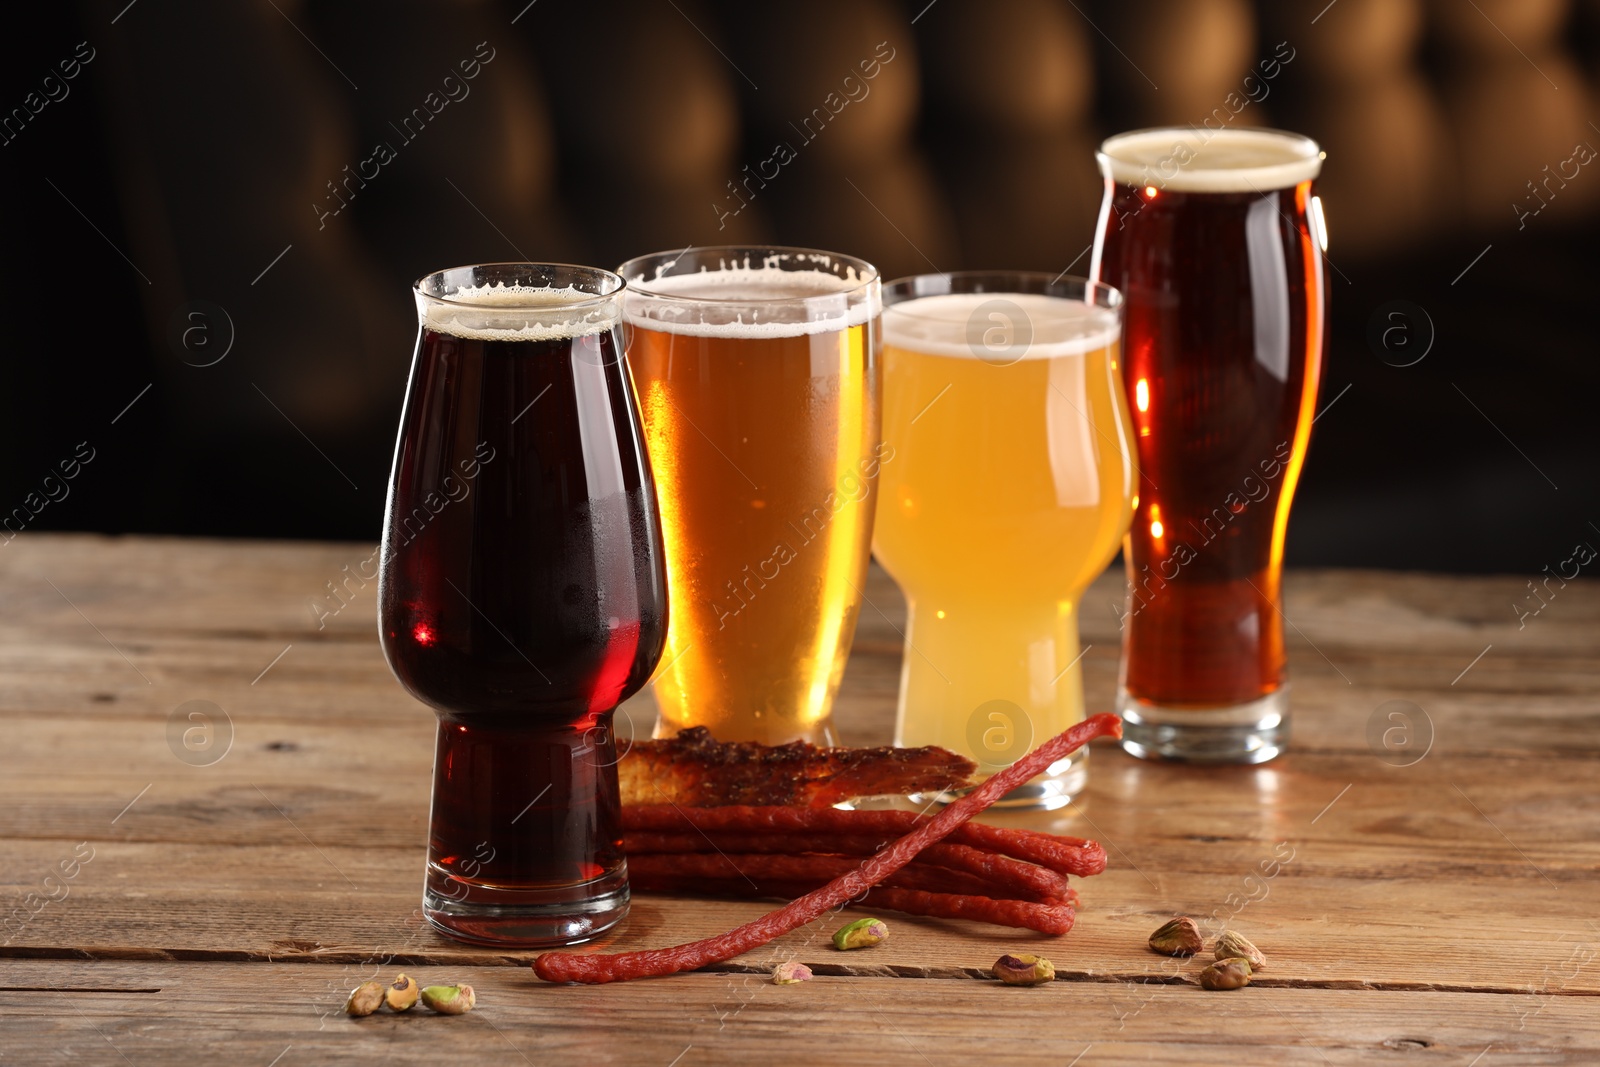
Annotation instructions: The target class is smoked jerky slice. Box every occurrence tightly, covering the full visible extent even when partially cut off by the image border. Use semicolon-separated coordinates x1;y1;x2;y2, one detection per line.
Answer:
618;727;976;808
535;713;1119;983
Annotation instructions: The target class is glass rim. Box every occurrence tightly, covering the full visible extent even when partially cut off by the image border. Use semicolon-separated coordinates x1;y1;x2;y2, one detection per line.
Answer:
881;271;1122;320
413;261;625;312
617;244;880;305
1097;126;1323;193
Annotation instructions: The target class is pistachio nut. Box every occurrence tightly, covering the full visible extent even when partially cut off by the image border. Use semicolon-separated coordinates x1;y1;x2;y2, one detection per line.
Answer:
771;961;813;985
385;973;420;1012
1148;916;1203;956
992;953;1056;986
344;981;384;1017
1199;957;1253;991
832;917;889;951
421;984;477;1014
1214;930;1266;971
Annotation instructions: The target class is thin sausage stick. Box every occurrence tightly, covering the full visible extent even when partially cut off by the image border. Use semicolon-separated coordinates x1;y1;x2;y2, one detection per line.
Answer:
631;874;1078;934
860;887;1076;935
628;853;1016;902
623;835;1071;903
630;871;1080;911
621;809;1106;877
535;713;1120;983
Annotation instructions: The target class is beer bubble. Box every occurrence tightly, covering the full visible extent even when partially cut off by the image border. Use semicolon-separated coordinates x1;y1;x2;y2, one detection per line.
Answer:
167;300;235;368
965;699;1035;771
1366;300;1434;367
1365;699;1433;767
166;699;234;767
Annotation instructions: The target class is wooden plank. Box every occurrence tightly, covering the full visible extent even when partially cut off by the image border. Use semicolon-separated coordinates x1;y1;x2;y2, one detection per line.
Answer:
2;681;1596;872
10;534;1594;661
0;961;1594;1066
1;534;1596;757
2;829;1594;994
4;531;1600;1061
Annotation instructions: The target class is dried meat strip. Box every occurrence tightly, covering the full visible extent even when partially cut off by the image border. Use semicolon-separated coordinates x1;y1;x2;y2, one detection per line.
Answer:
622;833;1072;903
621;808;1105;877
618;727;976;808
630;874;1077;935
535;713;1120;983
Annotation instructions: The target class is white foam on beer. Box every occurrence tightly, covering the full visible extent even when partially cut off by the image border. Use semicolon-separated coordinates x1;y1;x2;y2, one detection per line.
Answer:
422;283;617;341
622;267;877;338
882;292;1119;360
1098;128;1322;193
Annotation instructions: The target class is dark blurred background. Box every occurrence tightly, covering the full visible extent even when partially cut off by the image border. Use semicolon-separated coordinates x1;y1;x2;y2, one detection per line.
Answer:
2;0;1594;572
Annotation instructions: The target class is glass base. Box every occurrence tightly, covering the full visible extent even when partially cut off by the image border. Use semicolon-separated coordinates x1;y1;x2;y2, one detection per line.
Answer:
1116;687;1289;764
910;749;1088;812
422;867;629;948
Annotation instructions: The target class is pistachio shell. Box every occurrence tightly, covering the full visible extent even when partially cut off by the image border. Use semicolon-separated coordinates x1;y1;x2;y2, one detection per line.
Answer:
344;981;384;1017
1214;931;1267;971
1200;957;1253;991
1148;916;1203;956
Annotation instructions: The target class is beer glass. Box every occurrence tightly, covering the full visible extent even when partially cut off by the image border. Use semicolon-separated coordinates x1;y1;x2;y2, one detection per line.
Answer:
619;247;882;745
379;263;668;945
874;273;1135;808
1090;127;1329;764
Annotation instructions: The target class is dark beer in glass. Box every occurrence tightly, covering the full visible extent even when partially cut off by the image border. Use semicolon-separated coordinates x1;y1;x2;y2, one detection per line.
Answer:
380;263;667;944
1091;128;1328;763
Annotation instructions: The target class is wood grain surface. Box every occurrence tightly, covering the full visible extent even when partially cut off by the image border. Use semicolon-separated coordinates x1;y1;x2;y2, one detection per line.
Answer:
2;533;1597;1063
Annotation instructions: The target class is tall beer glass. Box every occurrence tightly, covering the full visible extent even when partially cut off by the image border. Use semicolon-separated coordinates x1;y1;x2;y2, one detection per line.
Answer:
874;274;1135;808
380;263;668;945
619;247;882;745
1091;128;1328;764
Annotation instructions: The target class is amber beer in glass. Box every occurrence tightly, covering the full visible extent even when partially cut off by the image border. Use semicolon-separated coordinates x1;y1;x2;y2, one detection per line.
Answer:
619;248;881;745
1091;128;1329;763
874;274;1135;807
380;264;668;945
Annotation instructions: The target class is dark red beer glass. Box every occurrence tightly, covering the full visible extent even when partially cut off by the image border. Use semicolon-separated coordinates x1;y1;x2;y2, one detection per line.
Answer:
1091;128;1328;764
379;263;667;945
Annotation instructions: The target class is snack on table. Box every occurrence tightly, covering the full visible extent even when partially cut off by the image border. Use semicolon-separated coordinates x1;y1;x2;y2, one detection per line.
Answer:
612;726;1111;938
623;838;1072;902
621;807;1107;878
1149;916;1204;957
535;713;1121;984
618;727;977;808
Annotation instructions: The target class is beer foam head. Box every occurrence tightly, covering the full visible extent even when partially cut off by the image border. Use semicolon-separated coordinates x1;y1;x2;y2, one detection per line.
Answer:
420;283;619;341
1098;127;1323;193
622;263;878;339
883;292;1119;360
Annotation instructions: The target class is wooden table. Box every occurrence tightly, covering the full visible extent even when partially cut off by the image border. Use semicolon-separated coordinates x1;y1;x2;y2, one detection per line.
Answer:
2;534;1597;1064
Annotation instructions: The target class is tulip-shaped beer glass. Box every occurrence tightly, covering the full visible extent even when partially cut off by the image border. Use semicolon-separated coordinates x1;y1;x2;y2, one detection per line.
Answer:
379;263;668;945
873;273;1136;808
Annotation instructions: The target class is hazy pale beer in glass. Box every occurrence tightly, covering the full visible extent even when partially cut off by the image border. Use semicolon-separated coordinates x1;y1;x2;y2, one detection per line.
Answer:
874;274;1134;808
1091;127;1329;763
619;248;882;745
